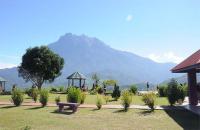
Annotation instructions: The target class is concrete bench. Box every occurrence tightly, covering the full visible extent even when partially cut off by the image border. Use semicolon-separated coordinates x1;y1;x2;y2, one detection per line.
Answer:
57;102;80;113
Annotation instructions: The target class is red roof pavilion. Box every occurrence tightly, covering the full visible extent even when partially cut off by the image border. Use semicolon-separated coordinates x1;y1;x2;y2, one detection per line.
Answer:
172;49;200;73
171;49;200;105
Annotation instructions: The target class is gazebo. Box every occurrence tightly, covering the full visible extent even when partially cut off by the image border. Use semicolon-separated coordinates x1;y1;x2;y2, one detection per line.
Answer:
0;77;7;92
67;72;87;89
171;49;200;106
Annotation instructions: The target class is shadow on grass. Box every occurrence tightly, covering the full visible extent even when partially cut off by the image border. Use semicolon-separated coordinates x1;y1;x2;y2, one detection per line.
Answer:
109;99;117;102
25;106;44;110
137;110;154;116
91;108;100;111
0;105;16;109
51;110;74;115
164;109;200;130
113;109;126;113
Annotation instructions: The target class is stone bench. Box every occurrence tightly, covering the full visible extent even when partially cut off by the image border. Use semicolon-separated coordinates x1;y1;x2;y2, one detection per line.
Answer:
57;102;80;113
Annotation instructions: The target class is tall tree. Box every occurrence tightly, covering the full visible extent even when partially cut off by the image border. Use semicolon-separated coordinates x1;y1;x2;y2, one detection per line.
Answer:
18;46;64;89
91;73;100;86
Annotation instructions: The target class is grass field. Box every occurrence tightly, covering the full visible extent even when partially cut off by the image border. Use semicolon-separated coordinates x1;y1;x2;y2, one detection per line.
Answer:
0;94;169;106
0;105;199;130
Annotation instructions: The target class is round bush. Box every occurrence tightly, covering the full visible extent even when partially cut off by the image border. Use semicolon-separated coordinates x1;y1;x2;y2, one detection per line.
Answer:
39;89;49;107
129;85;137;95
142;92;156;111
80;92;86;104
121;90;132;112
67;87;81;103
96;94;102;109
11;88;24;106
31;88;39;102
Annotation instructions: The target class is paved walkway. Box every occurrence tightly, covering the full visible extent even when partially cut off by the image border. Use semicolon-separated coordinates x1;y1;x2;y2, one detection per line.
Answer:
0;101;178;110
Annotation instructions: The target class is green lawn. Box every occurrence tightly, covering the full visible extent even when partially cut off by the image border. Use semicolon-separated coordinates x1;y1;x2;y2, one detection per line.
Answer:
0;94;169;106
0;105;199;130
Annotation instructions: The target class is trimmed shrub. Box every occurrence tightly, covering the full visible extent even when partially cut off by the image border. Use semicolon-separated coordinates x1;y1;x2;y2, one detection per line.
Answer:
121;90;132;112
167;79;179;105
31;88;39;102
39;89;49;107
58;86;64;92
89;90;97;95
80;92;86;104
129;85;137;95
142;92;156;111
112;85;121;101
158;85;168;97
96;94;103;109
67;87;81;103
104;95;110;104
55;96;61;104
11;88;24;106
25;88;32;97
50;87;58;93
0;91;11;95
96;87;104;94
177;86;186;104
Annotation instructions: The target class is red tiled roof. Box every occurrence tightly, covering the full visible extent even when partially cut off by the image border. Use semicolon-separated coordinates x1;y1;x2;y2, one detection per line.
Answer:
172;49;200;73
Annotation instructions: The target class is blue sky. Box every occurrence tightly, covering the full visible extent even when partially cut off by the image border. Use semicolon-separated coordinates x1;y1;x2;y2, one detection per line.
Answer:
0;0;200;68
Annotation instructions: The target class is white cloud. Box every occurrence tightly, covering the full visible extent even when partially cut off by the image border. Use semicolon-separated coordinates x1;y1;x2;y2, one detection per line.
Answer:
148;52;184;64
126;14;133;22
0;63;17;69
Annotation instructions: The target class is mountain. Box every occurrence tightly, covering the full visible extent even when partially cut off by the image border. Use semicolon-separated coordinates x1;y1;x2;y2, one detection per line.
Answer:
0;33;179;90
162;73;200;85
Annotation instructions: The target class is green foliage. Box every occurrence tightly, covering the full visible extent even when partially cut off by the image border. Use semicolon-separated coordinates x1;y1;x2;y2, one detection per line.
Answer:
18;46;64;89
121;90;132;112
96;94;103;109
158;85;168;97
25;88;32;97
142;92;156;111
58;86;64;92
103;80;117;86
31;88;39;102
89;90;97;95
129;85;137;95
50;87;58;93
92;73;100;86
112;85;121;100
177;86;186;103
55;96;61;104
104;95;110;104
0;91;11;95
11;88;24;106
80;92;86;104
67;87;81;103
22;126;31;130
167;79;186;105
167;79;179;105
96;86;104;94
39;89;49;107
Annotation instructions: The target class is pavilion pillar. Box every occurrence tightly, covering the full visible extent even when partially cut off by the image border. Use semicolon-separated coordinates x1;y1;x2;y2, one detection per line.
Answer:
72;79;74;86
188;70;198;105
68;79;70;87
80;79;82;89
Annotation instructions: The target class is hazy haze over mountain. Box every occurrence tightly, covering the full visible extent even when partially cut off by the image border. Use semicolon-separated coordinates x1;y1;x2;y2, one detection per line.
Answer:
0;33;179;89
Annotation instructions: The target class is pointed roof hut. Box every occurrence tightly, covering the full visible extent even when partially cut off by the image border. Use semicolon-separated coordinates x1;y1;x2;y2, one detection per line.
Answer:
67;72;87;90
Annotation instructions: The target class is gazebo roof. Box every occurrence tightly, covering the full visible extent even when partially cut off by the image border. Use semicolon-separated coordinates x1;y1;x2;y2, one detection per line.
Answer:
0;77;7;82
171;49;200;73
67;72;87;80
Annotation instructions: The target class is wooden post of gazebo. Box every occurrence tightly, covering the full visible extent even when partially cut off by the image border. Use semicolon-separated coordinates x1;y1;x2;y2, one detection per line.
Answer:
171;49;200;106
67;72;87;90
188;70;198;105
0;77;7;92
